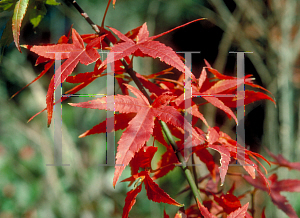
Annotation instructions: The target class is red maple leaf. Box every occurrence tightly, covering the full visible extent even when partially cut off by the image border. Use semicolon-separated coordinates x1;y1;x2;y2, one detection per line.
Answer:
122;170;183;218
25;29;104;126
78;113;136;138
122;184;142;218
197;199;249;218
265;148;300;171
193;146;217;181
99;19;205;80
69;84;204;187
243;173;300;218
164;210;170;218
129;146;157;176
12;35;70;100
175;62;275;123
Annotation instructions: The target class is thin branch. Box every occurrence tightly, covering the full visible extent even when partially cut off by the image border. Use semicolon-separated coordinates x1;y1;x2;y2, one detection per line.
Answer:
213;7;243;72
65;0;203;205
66;0;100;34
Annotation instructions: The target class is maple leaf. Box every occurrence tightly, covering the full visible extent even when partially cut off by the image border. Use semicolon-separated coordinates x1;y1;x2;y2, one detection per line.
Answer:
129;146;157;176
213;192;241;214
175;62;275;123
227;203;249;218
208;144;231;186
99;19;205;80
197;199;217;218
78;113;136;138
122;170;182;218
215;131;271;189
217;90;276;108
265;148;300;171
25;29;103;126
197;199;249;218
152;145;179;180
122;184;142;218
70;84;204;187
243;173;300;218
164;210;170;218
193;146;216;180
12;35;70;100
142;171;183;207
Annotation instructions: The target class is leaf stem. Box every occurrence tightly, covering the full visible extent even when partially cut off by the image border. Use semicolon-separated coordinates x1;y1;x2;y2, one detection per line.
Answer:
66;0;203;205
251;188;257;216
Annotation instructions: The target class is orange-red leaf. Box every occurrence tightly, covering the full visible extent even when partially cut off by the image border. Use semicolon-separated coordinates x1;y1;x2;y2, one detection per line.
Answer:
11;60;54;99
202;95;238;124
100;20;205;80
26;29;102;126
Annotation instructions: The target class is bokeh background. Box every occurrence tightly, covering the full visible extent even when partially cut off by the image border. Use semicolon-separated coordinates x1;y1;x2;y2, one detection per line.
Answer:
1;0;300;217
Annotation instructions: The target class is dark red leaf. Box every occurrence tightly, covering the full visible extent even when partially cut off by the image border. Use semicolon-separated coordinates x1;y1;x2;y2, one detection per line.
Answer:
164;210;170;218
122;184;142;218
129;146;157;175
142;171;183;207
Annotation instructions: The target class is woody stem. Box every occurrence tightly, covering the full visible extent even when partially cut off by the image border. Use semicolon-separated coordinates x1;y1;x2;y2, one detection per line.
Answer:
66;0;203;205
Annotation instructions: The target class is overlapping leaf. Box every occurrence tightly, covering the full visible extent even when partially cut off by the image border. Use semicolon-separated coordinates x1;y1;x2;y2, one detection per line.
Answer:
122;170;182;218
244;173;300;218
122;184;142;218
70;84;204;187
25;29;103;126
99;19;205;80
197;199;249;218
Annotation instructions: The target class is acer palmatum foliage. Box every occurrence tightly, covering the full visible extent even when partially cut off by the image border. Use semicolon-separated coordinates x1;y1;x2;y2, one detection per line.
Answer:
7;0;300;217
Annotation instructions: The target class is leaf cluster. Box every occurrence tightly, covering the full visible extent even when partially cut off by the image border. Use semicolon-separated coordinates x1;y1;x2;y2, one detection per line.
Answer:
4;1;300;218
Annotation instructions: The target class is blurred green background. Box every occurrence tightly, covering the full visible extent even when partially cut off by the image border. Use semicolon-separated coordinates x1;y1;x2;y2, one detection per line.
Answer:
1;0;300;217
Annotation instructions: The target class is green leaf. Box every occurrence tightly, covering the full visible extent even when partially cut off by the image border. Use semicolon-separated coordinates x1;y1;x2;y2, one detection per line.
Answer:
12;0;29;52
29;2;47;27
0;0;16;12
45;0;61;5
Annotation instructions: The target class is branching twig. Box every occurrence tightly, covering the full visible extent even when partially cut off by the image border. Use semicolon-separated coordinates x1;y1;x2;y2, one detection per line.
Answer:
66;0;100;34
66;0;203;205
